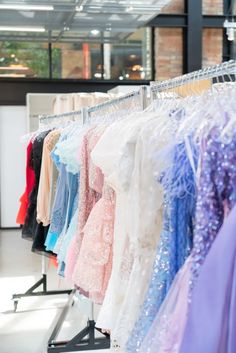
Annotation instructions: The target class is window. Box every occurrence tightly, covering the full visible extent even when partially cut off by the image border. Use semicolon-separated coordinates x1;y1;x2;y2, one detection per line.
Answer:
103;28;152;81
0;41;49;78
155;28;183;80
52;43;102;80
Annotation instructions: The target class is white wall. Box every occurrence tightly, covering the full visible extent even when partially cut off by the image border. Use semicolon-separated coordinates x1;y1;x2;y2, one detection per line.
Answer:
0;106;27;227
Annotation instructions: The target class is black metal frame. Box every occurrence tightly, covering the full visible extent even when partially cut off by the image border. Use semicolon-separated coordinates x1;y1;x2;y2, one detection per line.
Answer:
150;0;233;75
0;0;233;106
12;274;72;312
47;290;110;353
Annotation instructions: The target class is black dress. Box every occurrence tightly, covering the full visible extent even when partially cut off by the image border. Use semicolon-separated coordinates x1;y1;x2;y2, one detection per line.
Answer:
22;130;53;255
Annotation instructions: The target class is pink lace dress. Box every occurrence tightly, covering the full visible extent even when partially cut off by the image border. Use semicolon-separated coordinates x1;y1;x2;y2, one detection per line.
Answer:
72;183;115;304
65;125;106;281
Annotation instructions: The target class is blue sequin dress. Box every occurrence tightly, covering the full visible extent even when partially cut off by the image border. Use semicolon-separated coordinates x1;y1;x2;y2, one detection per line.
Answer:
126;140;197;353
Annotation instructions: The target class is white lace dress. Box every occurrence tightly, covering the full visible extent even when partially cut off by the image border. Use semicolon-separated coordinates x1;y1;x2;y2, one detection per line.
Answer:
111;116;169;348
91;112;161;335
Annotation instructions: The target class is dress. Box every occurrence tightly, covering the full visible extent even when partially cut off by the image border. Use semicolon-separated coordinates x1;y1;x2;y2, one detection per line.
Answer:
57;208;79;276
16;140;35;225
126;141;196;353
22;130;51;241
72;183;115;304
44;139;79;253
37;129;61;226
91;112;159;333
139;127;236;353
65;125;105;281
179;204;236;353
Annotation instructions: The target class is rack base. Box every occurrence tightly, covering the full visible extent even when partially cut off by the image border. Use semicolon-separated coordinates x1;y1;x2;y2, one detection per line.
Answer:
48;320;110;353
12;274;72;311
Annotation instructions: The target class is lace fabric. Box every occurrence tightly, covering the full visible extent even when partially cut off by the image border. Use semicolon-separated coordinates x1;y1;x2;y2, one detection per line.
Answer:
72;183;115;304
65;125;106;281
111;117;167;348
92;112;160;333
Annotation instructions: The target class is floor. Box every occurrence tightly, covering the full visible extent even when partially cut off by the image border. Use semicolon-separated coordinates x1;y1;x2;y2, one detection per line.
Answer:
0;229;111;353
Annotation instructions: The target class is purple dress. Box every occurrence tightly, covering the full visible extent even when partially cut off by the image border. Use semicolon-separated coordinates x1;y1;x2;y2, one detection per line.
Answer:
140;129;236;353
180;203;236;353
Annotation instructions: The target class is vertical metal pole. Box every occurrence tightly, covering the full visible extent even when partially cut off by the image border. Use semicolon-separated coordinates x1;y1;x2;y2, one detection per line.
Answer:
140;85;148;110
186;0;203;72
101;43;105;80
42;255;46;274
90;302;95;321
48;42;52;79
151;27;156;81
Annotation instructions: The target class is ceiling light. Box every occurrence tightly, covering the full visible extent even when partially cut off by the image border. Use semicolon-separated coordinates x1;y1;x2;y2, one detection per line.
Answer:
0;26;45;32
0;4;54;11
91;29;100;36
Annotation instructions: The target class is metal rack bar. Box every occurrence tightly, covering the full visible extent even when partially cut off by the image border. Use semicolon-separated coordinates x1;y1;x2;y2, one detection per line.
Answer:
150;60;236;93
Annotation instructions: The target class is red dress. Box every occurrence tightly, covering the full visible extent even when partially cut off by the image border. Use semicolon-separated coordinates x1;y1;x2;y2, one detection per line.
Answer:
16;140;35;225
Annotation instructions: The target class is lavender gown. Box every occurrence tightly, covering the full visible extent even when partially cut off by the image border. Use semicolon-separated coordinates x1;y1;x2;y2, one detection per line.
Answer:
180;203;236;353
140;128;236;353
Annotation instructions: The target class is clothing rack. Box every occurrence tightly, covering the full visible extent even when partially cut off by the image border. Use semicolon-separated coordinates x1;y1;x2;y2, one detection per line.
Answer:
150;59;236;99
22;87;146;352
12;112;81;312
39;109;83;125
12;110;84;310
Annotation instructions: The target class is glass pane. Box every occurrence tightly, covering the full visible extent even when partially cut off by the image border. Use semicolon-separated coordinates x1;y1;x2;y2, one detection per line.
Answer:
161;0;185;14
155;28;183;80
52;43;102;79
103;27;152;81
0;41;49;78
203;0;223;15
202;29;223;67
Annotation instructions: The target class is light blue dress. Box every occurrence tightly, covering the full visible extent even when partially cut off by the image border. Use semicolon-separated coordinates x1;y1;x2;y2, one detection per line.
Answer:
44;132;79;253
126;140;197;353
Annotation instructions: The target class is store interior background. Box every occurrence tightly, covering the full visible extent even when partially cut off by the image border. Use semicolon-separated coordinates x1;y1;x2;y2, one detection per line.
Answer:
0;0;235;352
1;0;235;228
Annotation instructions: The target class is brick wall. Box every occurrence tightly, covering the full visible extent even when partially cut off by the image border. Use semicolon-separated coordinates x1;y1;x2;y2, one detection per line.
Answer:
161;0;185;13
155;28;183;80
202;28;223;67
203;0;223;15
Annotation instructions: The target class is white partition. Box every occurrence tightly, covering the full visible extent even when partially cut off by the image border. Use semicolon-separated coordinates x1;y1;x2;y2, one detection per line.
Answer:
0;106;27;227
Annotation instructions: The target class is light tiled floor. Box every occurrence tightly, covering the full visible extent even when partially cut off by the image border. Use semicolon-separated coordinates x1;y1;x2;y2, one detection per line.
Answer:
0;230;111;353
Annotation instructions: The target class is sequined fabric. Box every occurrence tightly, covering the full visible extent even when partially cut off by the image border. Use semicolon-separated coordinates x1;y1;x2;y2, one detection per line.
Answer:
137;126;236;353
191;128;236;285
126;141;196;353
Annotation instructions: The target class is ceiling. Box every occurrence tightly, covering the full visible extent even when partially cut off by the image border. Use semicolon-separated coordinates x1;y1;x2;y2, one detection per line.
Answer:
0;0;171;43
